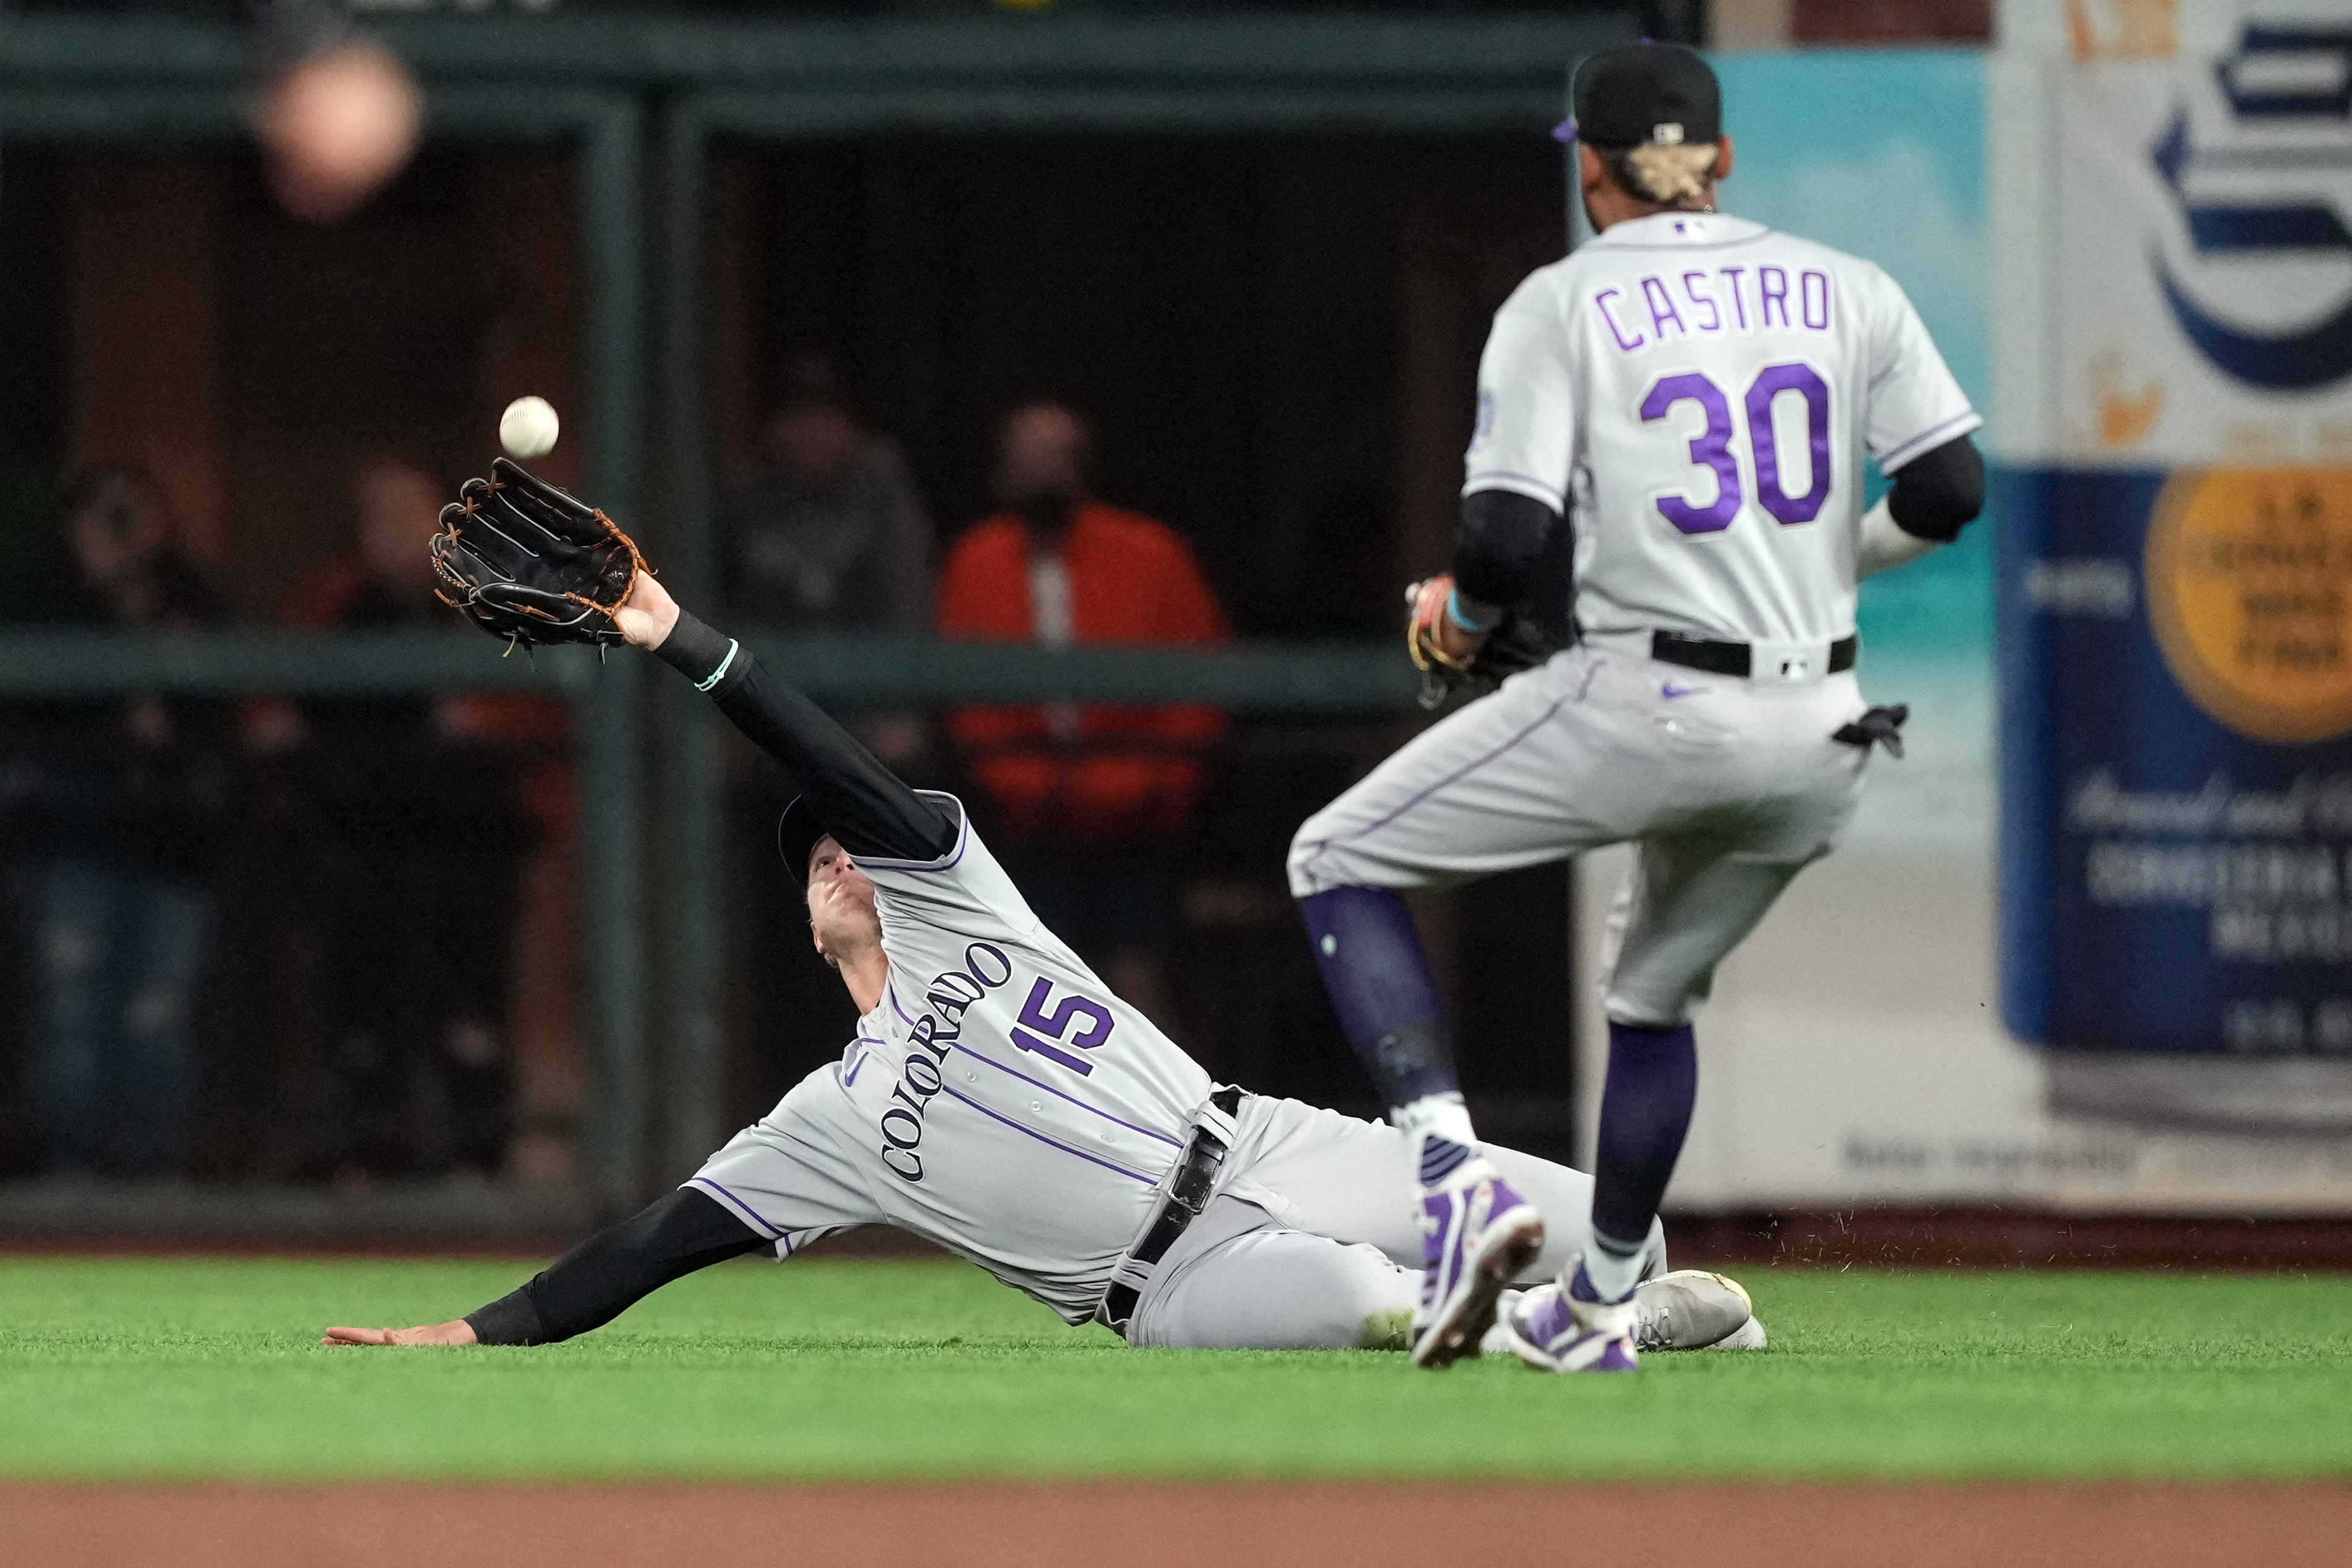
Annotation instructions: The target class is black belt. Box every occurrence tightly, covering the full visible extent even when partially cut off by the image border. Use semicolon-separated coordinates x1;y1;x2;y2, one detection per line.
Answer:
1652;630;1856;679
1102;1085;1242;1339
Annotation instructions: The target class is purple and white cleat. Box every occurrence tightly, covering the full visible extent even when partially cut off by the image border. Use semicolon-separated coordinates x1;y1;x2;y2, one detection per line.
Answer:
1409;1166;1544;1370
1500;1258;1639;1373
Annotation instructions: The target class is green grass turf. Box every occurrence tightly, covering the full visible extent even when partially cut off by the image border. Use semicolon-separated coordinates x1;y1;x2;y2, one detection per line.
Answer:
2;1257;2349;1481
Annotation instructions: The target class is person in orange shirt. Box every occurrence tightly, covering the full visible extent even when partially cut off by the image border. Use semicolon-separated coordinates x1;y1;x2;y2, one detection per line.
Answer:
934;400;1229;1022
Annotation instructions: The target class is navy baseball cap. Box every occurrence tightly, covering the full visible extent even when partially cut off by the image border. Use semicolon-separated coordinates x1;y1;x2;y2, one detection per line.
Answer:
1555;43;1722;149
777;797;830;878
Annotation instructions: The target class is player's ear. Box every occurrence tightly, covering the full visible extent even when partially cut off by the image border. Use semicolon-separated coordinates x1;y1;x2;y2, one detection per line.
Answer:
1576;142;1608;198
1713;135;1734;184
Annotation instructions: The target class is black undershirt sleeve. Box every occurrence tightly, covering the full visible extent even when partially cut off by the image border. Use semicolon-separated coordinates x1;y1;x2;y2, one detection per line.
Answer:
1885;432;1986;545
653;610;956;862
1450;489;1566;614
465;1188;764;1346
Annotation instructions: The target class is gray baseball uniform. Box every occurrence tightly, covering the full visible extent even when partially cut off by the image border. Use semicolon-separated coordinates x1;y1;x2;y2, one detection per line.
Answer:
689;795;1655;1349
1290;211;1979;1026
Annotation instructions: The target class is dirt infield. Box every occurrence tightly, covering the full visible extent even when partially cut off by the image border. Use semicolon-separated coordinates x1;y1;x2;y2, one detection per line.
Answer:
10;1480;2348;1567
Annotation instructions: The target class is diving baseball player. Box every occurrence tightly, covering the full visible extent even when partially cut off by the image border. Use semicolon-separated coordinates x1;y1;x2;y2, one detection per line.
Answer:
1289;43;1985;1371
329;497;1759;1354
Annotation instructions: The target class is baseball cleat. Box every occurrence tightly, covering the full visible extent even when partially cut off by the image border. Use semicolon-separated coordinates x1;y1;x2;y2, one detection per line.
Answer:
1409;1165;1545;1369
1632;1269;1756;1351
1709;1315;1768;1351
1495;1275;1767;1357
1499;1258;1639;1373
1477;1290;1526;1358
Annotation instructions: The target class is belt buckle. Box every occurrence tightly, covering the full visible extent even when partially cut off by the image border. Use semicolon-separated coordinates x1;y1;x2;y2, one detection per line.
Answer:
1749;640;1821;685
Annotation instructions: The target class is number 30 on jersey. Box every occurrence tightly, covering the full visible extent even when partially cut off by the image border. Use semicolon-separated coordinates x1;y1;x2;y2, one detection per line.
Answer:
1642;361;1830;535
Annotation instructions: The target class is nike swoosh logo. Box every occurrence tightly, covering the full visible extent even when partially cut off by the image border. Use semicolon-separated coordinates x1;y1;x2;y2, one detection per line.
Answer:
1660;681;1705;700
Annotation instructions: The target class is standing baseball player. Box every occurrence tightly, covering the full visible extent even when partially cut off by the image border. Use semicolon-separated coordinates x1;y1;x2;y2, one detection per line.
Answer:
1289;43;1984;1372
326;468;1759;1355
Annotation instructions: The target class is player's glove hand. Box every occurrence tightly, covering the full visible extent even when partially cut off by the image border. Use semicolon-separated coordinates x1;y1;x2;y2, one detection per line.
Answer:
1404;574;1566;710
1405;574;1478;697
430;458;650;649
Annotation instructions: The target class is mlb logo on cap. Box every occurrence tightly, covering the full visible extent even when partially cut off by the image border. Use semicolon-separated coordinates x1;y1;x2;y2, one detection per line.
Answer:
1556;43;1722;148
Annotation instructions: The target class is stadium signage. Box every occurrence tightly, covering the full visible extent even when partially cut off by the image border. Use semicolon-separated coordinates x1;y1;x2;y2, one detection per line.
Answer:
2000;2;2352;1113
2150;24;2352;392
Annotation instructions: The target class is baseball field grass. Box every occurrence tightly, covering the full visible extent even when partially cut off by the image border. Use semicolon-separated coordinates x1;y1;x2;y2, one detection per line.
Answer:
3;1257;2350;1482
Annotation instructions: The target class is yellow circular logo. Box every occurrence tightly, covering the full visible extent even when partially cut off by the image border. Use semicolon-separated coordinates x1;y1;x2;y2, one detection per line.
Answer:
2144;467;2352;743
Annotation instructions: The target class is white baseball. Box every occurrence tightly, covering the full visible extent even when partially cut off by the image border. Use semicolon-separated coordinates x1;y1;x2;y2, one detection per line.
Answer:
499;396;560;460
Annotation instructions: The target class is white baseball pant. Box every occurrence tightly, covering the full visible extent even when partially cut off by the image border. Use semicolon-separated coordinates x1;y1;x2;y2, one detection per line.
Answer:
1124;1093;1663;1350
1286;639;1872;1026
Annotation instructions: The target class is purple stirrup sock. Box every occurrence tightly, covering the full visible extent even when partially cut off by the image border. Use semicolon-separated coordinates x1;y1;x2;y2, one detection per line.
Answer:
1299;886;1461;1108
1589;1020;1698;1252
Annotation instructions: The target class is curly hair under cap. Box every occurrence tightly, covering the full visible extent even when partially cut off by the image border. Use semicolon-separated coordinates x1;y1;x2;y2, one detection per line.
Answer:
1600;141;1720;208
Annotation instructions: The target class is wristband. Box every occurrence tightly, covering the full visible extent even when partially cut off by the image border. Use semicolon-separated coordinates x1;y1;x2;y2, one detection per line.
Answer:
1446;588;1490;634
653;609;737;688
694;640;739;693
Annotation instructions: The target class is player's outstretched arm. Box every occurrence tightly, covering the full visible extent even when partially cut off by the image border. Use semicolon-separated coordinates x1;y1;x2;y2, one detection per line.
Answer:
320;1189;763;1349
613;571;955;863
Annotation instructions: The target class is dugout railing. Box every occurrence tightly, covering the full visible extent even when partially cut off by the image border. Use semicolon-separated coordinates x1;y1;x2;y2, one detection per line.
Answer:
0;8;1628;1223
0;624;1414;1219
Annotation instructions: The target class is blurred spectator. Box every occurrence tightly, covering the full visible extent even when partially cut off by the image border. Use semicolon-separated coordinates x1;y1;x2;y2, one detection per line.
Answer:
721;352;935;633
0;465;227;1179
271;456;536;1181
935;399;1231;1022
723;352;935;776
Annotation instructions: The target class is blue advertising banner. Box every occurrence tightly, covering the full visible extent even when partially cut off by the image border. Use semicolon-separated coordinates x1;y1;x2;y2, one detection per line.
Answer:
2001;467;2352;1054
1996;6;2352;1125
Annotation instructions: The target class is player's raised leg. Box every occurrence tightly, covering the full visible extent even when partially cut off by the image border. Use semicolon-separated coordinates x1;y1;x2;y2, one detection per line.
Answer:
1289;658;1651;1367
1295;878;1540;1364
1297;884;1467;1166
1289;644;1693;1363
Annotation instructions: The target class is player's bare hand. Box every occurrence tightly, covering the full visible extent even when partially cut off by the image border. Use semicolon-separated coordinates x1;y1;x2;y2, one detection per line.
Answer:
611;569;681;651
321;1320;478;1347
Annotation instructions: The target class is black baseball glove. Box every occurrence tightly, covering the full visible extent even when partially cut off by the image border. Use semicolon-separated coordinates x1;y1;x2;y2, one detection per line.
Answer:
1404;574;1567;709
430;458;648;648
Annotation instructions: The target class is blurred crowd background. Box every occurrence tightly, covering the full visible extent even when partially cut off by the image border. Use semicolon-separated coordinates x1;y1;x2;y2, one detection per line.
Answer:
0;0;1990;1205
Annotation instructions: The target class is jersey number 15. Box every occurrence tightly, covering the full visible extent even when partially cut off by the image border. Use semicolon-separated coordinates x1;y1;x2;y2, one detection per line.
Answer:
1011;978;1115;1077
1642;362;1830;535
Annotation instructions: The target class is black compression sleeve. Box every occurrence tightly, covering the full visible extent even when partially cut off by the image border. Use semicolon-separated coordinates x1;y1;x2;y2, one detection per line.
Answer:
653;611;956;862
1450;489;1565;612
1885;433;1986;544
464;1188;765;1346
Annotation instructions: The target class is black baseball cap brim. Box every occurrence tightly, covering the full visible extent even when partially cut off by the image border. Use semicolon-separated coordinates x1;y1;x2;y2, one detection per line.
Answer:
1555;43;1722;150
777;797;830;878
